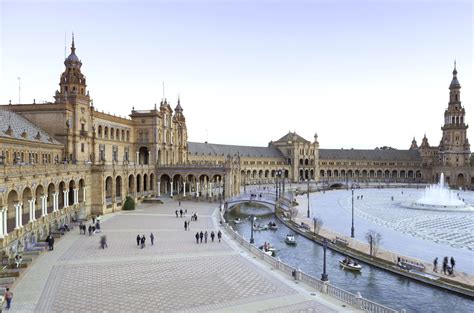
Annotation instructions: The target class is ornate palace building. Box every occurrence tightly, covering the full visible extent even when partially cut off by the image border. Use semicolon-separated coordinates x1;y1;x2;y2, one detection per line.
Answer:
0;38;473;253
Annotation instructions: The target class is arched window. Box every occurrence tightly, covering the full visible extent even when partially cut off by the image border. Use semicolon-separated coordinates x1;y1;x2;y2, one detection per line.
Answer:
98;125;102;138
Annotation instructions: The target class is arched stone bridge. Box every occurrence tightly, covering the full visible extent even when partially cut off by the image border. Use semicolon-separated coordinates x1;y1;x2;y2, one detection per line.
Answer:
225;192;291;213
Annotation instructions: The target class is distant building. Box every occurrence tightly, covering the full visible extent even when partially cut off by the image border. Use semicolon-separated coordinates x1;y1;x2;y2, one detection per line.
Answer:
0;37;472;253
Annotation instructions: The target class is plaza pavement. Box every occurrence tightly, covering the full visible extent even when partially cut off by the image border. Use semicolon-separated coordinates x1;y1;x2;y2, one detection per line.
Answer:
9;199;360;312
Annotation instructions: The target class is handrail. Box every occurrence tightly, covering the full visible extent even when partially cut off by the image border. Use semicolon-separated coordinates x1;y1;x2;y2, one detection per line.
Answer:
219;207;399;313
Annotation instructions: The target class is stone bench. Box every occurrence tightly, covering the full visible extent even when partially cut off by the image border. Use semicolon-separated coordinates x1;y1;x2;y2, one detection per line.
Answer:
334;236;349;247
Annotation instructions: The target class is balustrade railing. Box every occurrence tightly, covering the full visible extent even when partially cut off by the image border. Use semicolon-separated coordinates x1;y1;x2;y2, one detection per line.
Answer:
220;208;399;313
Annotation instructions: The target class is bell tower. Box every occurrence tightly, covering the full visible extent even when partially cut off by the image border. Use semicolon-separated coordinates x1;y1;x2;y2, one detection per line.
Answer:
439;62;470;167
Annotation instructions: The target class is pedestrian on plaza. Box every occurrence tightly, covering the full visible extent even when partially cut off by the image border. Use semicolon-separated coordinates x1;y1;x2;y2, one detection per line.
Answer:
179;200;181;206
180;209;183;218
136;234;141;246
185;209;187;215
4;287;13;310
450;257;456;270
141;235;146;249
88;225;92;236
100;235;108;249
210;231;215;242
92;216;96;224
184;220;187;231
49;236;55;251
175;210;179;218
433;257;438;272
195;232;199;244
150;232;155;245
187;220;191;231
442;256;448;275
194;213;198;221
217;230;222;243
199;231;203;243
204;231;208;243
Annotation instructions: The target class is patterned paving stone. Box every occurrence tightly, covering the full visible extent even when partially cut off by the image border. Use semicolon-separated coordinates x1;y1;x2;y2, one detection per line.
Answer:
259;300;339;313
36;254;296;312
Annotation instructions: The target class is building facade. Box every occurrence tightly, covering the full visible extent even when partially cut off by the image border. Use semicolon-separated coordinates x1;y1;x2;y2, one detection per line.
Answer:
0;38;473;254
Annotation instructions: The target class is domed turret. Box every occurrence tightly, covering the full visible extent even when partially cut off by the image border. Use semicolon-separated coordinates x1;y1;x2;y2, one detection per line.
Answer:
64;34;82;69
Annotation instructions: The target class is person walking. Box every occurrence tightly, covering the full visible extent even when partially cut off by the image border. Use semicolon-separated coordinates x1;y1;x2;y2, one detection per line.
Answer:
88;225;92;236
199;231;203;243
217;230;222;243
100;235;108;249
195;232;199;244
442;256;448;275
4;287;13;310
187;220;191;231
184;220;187;231
180;209;183;218
210;231;215;242
433;257;438;272
150;233;155;245
136;234;141;246
179;200;181;206
204;231;208;243
141;235;146;249
450;257;456;271
175;210;179;218
49;236;55;251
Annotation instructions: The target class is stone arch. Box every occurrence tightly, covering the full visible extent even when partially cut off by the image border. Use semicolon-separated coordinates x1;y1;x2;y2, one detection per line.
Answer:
35;184;44;219
400;170;406;179
407;170;414;179
79;179;85;203
47;183;55;213
334;169;339;178
136;174;141;193
305;159;309;166
299;169;304;180
7;190;18;233
160;174;171;195
320;169;325;177
139;146;149;165
377;170;383;179
347;170;353;178
105;176;113;204
264;170;269;178
116;176;122;200
457;173;465;186
68;180;76;206
305;169;309;180
416;170;422;179
149;173;154;191
58;181;66;209
143;174;148;192
362;170;368;179
271;170;275;178
299;159;303;165
310;169;314;179
369;170;375;179
341;169;346;178
392;170;398;179
252;170;257;179
327;170;332;177
128;174;135;196
384;170;390;178
258;170;263;179
22;187;32;225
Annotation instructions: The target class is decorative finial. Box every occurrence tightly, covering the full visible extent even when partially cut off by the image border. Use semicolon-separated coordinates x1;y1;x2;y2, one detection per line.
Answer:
71;32;76;53
453;59;457;75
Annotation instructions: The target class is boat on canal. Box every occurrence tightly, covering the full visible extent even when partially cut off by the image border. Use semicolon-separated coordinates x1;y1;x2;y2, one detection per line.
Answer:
268;221;278;230
253;223;269;231
339;257;362;272
284;234;297;245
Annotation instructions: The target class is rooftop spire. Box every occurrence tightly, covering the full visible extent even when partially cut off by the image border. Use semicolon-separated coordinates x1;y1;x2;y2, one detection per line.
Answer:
71;33;76;54
449;60;460;89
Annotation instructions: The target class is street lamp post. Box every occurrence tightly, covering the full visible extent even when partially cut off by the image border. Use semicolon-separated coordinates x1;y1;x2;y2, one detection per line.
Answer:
275;176;278;202
321;238;329;281
307;178;310;218
250;214;255;244
351;185;355;238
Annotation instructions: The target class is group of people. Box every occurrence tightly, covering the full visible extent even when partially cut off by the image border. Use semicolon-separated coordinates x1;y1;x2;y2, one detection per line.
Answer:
433;256;456;275
137;233;154;249
175;208;187;218
195;230;222;243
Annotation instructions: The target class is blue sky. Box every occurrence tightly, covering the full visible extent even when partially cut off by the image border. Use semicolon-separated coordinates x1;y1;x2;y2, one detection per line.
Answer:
0;0;472;148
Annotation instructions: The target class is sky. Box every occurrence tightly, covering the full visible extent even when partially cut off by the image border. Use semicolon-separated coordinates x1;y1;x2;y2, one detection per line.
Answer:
0;0;472;149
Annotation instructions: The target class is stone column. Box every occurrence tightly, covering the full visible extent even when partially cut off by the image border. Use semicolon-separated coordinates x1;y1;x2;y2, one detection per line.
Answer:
2;209;7;236
196;182;200;197
0;208;5;238
136;151;140;165
83;188;86;203
157;182;161;197
28;199;35;221
53;192;58;212
170;182;174;197
14;202;21;229
41;196;47;216
183;182;186;197
63;190;69;209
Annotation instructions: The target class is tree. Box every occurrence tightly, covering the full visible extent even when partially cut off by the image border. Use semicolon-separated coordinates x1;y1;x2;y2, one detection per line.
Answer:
313;217;324;235
365;229;382;257
123;196;135;211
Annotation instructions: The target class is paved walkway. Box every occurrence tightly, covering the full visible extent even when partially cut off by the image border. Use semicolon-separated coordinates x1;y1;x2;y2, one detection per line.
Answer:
10;199;359;312
294;193;474;288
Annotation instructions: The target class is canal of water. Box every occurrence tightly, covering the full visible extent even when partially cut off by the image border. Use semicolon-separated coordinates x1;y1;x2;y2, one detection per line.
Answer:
226;203;474;313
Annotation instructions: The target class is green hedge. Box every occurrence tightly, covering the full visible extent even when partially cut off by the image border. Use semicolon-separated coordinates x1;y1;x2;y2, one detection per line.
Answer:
123;196;135;210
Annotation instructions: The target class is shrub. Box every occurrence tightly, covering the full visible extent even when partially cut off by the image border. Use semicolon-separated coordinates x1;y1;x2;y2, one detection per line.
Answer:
123;196;135;211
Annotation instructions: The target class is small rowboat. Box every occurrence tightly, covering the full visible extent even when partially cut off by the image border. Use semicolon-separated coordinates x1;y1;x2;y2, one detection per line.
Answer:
234;218;242;224
339;259;362;272
284;234;297;245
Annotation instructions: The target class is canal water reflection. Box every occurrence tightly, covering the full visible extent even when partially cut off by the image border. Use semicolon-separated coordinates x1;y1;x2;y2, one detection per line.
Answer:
226;203;474;313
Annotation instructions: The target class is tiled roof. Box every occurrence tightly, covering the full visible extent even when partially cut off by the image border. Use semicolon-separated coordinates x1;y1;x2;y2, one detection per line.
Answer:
188;142;284;158
0;108;62;145
319;149;421;161
275;131;309;143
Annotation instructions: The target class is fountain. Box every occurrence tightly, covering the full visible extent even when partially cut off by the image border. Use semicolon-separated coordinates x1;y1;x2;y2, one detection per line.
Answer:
410;173;473;211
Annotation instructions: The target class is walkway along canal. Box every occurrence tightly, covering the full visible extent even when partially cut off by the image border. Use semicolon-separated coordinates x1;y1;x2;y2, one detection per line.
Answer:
225;202;474;313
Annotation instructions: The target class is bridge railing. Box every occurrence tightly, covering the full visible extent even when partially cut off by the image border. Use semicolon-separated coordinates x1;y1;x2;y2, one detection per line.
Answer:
219;207;399;313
